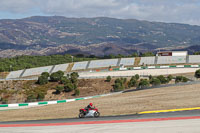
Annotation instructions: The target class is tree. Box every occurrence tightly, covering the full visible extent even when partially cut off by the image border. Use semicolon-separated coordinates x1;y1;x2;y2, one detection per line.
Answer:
135;74;140;80
150;78;161;86
141;52;154;57
157;75;168;84
195;69;200;78
61;76;71;84
41;72;49;78
113;78;125;91
138;79;150;88
106;76;111;82
149;75;153;80
50;71;64;82
74;89;80;96
70;72;79;84
132;52;139;57
37;75;48;85
167;75;173;82
175;76;189;83
64;83;75;92
175;76;183;83
128;77;137;88
55;86;64;94
182;77;189;82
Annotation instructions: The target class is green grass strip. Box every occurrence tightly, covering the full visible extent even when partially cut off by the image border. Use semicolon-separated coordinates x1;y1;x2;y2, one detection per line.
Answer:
19;103;28;107
38;102;48;105
57;100;67;103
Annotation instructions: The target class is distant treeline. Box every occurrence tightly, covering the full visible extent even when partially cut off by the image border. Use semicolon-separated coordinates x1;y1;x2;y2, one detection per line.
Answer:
0;52;155;72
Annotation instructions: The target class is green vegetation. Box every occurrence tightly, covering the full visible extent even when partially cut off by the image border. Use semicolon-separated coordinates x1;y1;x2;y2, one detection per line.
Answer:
156;75;169;84
175;76;189;83
0;54;97;72
150;78;161;86
106;76;111;82
55;86;64;94
141;52;155;57
74;89;80;96
0;51;157;72
138;79;150;88
113;78;127;92
50;71;64;82
128;75;139;88
37;75;48;85
195;69;200;78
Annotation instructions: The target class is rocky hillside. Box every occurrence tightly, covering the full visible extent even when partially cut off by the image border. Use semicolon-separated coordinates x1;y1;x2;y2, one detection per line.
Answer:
0;16;200;57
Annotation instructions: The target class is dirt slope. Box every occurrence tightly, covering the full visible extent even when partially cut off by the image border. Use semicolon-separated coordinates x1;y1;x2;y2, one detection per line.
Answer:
1;83;200;122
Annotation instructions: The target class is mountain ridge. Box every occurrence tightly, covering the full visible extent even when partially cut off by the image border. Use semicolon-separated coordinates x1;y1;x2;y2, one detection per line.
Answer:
0;16;200;57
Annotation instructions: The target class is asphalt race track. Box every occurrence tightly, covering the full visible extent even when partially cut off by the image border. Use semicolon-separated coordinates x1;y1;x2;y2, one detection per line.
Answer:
1;110;200;133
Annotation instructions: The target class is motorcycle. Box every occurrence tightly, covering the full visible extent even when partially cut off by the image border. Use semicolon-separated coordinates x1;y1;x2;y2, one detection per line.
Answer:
79;106;100;118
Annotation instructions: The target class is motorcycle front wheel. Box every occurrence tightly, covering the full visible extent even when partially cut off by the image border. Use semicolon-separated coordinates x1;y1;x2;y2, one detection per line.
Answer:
94;112;100;118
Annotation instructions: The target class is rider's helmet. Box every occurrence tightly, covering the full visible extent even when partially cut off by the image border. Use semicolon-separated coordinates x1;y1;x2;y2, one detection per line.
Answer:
89;103;93;106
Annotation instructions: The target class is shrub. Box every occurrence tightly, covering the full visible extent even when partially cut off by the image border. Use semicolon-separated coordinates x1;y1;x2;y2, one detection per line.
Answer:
113;83;125;91
70;72;79;84
74;89;80;96
61;76;71;84
37;91;45;100
138;79;150;88
182;77;189;82
70;72;79;79
106;76;111;82
64;83;74;92
167;75;173;82
41;72;49;78
37;75;48;85
148;75;153;80
26;93;37;102
50;72;63;82
175;76;189;83
157;75;168;84
55;86;64;94
128;77;137;88
57;70;64;77
113;78;126;91
195;69;200;78
135;74;140;80
175;76;183;83
150;78;161;86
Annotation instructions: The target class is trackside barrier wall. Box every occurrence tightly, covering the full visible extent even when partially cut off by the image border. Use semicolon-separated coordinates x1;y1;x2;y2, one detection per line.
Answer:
22;66;53;77
189;55;200;63
119;58;135;66
6;70;24;79
139;57;155;65
72;61;88;70
51;63;69;73
157;56;186;64
88;59;118;69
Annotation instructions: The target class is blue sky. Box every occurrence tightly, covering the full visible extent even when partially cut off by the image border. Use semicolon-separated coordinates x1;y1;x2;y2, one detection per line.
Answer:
0;0;200;25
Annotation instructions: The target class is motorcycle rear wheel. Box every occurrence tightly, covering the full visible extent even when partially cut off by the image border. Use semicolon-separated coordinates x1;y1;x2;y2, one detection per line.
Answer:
79;113;85;118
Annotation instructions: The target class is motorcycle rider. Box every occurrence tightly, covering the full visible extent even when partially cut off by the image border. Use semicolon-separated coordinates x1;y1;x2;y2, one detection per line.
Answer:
85;103;95;113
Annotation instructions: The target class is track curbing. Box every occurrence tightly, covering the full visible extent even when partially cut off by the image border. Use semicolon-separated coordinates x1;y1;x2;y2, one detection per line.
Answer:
138;107;200;114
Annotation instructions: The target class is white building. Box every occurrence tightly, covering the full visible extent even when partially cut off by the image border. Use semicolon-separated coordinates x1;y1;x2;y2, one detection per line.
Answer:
156;51;188;56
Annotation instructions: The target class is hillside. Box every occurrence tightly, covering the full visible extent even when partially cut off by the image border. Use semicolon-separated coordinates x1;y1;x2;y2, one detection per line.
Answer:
1;16;200;57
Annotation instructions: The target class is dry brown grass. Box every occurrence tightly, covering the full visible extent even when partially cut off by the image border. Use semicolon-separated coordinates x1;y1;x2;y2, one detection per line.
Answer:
1;83;200;122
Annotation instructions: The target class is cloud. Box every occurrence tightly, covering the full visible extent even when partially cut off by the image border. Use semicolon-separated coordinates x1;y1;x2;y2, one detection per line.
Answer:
0;0;200;25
